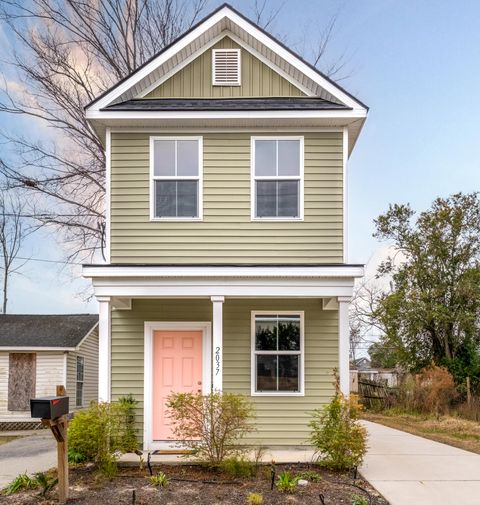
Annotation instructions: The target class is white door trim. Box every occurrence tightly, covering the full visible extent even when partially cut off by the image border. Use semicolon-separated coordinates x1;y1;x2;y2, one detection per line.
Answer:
143;321;212;451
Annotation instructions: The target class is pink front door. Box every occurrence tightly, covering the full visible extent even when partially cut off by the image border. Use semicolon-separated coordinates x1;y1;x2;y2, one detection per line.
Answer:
152;330;203;440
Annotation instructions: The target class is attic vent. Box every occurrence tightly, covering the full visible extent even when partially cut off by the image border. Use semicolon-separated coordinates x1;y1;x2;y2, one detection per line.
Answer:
212;49;241;86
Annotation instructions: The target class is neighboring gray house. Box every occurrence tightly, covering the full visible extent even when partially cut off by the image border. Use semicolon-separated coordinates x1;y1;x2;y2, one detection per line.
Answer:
0;314;98;427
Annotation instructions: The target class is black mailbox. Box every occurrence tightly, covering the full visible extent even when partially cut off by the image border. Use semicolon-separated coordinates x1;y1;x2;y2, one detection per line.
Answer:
30;396;69;420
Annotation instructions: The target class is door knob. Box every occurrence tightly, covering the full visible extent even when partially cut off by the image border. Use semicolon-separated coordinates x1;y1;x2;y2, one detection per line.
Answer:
197;380;202;385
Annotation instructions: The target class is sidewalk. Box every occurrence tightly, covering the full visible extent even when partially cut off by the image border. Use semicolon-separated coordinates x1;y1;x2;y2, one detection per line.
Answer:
361;420;480;505
0;431;56;489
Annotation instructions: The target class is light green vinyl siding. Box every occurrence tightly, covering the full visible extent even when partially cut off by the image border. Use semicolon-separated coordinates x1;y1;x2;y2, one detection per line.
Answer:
146;37;305;98
66;326;99;409
111;298;338;445
110;131;344;263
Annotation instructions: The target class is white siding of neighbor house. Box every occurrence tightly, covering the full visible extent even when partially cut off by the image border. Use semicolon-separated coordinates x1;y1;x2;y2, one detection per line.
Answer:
66;326;99;409
0;351;66;420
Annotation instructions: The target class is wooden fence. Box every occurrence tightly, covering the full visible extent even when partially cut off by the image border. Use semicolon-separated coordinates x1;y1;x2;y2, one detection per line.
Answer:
358;377;394;410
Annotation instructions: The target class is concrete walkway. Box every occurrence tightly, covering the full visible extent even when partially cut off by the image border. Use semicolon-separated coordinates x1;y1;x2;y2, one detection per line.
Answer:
0;431;56;489
361;420;480;505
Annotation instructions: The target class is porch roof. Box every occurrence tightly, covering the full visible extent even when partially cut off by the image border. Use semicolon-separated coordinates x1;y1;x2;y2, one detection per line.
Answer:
82;264;363;299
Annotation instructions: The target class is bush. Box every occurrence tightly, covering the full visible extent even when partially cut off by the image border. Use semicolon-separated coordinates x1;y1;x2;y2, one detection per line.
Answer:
167;392;255;465
3;474;37;495
221;455;258;478
150;471;169;487
247;492;263;504
68;400;138;469
309;393;367;471
275;470;299;493
413;365;457;415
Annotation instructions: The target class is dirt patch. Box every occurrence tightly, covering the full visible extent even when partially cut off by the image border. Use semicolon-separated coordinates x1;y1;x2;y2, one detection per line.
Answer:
2;464;388;504
364;412;480;455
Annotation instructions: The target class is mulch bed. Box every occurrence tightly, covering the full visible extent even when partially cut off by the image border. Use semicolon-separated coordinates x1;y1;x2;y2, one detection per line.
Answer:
2;463;388;505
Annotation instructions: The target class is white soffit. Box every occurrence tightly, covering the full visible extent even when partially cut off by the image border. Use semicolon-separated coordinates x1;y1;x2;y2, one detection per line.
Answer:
86;5;367;113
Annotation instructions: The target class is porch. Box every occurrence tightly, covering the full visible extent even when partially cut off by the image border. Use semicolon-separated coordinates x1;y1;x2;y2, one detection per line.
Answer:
82;264;363;449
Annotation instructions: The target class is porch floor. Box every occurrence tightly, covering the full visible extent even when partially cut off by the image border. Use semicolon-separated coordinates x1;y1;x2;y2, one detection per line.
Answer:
118;446;317;465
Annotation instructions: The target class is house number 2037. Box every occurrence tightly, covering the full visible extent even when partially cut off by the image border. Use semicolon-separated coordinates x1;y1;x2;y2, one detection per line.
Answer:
215;346;221;375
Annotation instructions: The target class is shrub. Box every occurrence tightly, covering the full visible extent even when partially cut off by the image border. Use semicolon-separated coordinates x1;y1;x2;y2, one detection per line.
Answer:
150;471;169;487
68;400;138;469
3;474;37;495
309;393;367;471
413;365;457;415
247;492;263;504
167;392;255;465
296;469;322;482
351;494;368;505
276;470;299;493
68;448;87;464
221;456;258;478
34;472;58;499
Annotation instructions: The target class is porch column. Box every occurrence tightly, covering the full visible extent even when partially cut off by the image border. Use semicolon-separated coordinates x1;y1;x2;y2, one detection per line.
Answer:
98;296;111;402
338;296;351;396
211;296;225;391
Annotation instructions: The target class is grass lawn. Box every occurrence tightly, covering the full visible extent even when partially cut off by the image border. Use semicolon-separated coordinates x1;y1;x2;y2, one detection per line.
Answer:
364;411;480;454
2;463;389;504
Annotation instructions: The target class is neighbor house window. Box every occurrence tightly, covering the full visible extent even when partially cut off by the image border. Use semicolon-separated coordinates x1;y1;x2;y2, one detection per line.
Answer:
251;312;304;395
252;137;303;219
151;137;202;219
76;356;84;407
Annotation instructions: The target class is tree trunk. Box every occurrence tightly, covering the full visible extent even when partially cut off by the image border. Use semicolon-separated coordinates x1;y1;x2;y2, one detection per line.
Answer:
2;269;7;314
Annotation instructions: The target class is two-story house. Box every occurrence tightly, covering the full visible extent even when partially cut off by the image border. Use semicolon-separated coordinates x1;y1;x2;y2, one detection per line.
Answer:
83;3;367;450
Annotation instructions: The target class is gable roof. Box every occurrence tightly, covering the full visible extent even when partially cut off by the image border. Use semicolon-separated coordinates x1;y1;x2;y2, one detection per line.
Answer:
86;3;367;111
0;314;98;349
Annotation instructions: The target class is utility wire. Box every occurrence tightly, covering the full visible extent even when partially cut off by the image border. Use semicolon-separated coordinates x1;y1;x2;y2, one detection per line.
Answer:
0;254;82;265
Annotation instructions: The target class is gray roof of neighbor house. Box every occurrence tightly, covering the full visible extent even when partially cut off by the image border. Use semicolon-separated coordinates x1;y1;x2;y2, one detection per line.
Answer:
0;314;98;348
103;97;351;112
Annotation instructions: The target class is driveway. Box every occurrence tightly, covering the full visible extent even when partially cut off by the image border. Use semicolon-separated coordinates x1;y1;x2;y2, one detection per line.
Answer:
0;431;56;489
361;420;480;505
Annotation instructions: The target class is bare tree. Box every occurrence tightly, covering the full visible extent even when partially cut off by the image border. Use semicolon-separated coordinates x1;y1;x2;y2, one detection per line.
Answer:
0;0;352;262
0;193;30;314
0;0;208;261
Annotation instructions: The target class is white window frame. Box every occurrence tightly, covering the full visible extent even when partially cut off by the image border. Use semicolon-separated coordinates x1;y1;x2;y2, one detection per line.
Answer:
250;136;304;221
212;48;241;86
76;355;85;407
250;310;305;397
149;136;203;221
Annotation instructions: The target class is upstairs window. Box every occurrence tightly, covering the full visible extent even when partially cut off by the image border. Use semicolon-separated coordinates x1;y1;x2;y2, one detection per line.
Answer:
252;137;303;220
212;49;241;86
151;137;202;219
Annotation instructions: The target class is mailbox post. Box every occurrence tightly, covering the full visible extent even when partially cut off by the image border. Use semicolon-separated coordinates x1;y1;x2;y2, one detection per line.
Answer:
30;385;69;503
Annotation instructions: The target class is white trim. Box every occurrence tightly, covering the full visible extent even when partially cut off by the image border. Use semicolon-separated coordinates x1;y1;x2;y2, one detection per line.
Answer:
98;297;111;402
86;109;366;121
110;127;344;133
250;136;304;221
250;311;305;397
149;136;203;221
143;321;212;451
63;351;68;388
83;264;364;279
105;128;111;263
86;6;366;112
338;297;350;395
212;48;241;86
343;127;348;263
211;296;224;391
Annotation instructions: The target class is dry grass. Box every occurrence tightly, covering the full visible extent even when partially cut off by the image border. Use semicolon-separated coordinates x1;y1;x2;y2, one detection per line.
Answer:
364;411;480;454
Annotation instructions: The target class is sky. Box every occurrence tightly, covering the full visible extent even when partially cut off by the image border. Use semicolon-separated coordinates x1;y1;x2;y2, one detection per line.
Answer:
1;0;480;314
